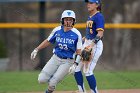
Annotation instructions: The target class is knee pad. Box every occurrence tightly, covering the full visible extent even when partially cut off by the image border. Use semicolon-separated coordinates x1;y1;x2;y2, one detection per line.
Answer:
38;71;51;84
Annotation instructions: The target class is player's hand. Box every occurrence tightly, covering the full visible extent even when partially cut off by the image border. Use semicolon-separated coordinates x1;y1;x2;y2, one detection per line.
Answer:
82;36;86;42
86;43;94;50
31;48;38;60
69;63;77;74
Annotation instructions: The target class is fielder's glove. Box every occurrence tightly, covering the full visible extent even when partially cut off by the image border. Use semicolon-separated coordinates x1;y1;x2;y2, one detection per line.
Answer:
31;48;38;60
81;47;92;61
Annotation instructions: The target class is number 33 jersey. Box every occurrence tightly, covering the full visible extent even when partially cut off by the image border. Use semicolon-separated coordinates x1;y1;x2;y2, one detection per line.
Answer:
47;26;82;59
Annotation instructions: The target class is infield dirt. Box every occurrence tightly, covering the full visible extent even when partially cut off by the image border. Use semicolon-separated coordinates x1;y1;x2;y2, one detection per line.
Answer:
19;89;140;93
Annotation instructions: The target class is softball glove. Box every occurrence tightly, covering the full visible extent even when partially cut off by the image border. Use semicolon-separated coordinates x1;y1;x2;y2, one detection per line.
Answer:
81;47;92;61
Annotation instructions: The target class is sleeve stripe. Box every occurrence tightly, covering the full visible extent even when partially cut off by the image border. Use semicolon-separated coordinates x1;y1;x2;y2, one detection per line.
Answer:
96;28;104;31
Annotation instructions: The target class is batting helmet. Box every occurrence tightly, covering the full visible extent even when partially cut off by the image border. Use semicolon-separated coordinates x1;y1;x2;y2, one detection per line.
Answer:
61;10;76;25
85;0;100;4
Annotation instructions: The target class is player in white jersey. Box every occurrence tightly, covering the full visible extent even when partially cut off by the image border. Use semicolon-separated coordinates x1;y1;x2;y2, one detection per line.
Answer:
31;10;82;93
74;0;105;93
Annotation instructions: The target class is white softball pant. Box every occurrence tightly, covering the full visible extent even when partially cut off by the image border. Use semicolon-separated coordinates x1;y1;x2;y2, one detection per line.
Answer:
75;39;103;76
38;54;74;87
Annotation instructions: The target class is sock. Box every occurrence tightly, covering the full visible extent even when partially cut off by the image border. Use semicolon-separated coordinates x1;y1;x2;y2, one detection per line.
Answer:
45;89;53;93
86;74;98;93
74;71;85;92
45;90;48;93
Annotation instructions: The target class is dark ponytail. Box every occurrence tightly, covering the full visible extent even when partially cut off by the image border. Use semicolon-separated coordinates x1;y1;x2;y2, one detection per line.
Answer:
97;0;102;12
97;4;102;11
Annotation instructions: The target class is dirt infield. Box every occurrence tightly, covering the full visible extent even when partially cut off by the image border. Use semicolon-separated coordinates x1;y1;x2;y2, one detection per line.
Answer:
19;89;140;93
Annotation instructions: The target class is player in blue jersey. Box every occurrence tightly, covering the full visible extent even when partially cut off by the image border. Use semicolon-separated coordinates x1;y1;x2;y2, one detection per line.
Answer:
74;0;105;93
31;10;82;93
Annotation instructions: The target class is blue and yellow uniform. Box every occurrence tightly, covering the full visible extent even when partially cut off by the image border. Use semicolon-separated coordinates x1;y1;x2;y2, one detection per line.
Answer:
74;0;105;93
86;12;104;40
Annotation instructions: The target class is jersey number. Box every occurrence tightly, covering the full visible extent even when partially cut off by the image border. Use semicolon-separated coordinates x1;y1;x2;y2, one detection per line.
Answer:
58;43;68;50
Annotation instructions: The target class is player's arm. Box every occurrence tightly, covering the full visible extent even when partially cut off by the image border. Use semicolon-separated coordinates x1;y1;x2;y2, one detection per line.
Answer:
31;27;58;60
31;40;51;60
87;30;103;49
76;49;81;55
74;49;82;65
68;31;82;74
92;29;104;44
69;48;81;74
31;39;51;60
36;39;51;51
82;36;86;42
74;32;82;65
96;29;104;38
93;14;104;43
91;14;104;46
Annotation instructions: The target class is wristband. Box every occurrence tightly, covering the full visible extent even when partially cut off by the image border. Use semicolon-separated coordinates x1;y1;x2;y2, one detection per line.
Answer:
34;48;39;52
93;36;101;44
74;54;81;65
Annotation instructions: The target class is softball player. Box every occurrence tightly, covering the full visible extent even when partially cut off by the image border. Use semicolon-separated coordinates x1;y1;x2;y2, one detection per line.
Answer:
31;10;82;93
74;0;105;93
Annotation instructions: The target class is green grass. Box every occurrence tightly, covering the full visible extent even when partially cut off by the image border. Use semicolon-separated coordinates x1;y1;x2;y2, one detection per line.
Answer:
0;71;140;93
95;71;140;89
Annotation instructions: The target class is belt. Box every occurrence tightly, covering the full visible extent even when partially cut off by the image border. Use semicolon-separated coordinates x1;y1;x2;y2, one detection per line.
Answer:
55;54;73;59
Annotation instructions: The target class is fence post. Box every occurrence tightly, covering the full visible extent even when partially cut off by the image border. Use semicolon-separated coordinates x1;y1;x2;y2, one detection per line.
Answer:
19;29;23;71
37;1;47;69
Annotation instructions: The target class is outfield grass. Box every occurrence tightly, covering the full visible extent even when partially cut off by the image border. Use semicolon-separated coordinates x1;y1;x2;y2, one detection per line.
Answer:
0;71;140;93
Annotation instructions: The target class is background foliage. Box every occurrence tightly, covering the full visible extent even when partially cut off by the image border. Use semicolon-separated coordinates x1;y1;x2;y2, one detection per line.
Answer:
0;40;7;58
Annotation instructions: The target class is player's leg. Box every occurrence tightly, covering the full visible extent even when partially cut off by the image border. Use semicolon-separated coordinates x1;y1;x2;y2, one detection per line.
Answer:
84;40;103;93
74;40;89;93
74;62;86;93
83;57;98;93
85;64;98;93
47;58;74;93
38;54;62;93
38;55;59;84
